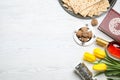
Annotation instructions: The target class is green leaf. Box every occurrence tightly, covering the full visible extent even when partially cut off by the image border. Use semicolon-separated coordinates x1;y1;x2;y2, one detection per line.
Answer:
105;70;120;77
107;78;120;80
94;72;104;77
105;49;120;64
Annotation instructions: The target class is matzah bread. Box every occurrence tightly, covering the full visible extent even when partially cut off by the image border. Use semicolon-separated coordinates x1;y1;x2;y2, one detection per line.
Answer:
88;0;110;17
80;6;94;17
62;0;110;17
70;0;101;13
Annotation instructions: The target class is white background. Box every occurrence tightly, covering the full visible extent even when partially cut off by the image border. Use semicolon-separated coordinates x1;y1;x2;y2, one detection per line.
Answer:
0;0;120;80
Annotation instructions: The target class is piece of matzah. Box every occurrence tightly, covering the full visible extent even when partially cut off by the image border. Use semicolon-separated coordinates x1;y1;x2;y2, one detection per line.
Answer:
62;0;110;17
88;0;110;17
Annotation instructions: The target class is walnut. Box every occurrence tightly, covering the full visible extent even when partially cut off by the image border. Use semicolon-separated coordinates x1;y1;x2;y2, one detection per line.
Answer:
88;31;92;38
91;18;98;26
76;26;93;42
82;32;89;38
80;27;89;32
76;30;82;38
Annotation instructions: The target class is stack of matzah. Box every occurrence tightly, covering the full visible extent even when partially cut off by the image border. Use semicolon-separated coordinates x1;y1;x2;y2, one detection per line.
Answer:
62;0;110;17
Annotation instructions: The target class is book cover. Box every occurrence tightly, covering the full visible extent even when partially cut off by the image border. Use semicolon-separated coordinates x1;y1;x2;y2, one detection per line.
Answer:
98;9;120;42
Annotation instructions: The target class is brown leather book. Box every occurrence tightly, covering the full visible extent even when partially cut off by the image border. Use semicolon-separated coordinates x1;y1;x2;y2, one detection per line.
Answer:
98;9;120;43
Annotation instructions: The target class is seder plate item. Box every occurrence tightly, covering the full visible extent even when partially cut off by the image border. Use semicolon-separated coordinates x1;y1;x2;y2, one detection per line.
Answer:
58;0;117;19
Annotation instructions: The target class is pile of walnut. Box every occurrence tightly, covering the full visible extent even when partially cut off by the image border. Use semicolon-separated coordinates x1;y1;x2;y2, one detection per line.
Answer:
76;27;92;42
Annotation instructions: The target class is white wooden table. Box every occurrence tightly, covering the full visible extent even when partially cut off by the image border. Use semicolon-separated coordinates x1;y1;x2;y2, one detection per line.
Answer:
0;0;120;80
